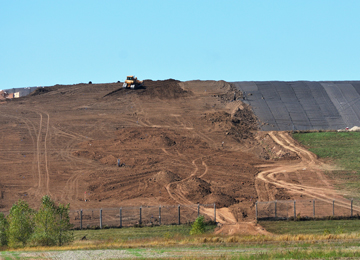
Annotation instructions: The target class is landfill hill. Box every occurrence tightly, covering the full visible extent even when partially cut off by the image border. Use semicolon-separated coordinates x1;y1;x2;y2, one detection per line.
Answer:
0;79;348;229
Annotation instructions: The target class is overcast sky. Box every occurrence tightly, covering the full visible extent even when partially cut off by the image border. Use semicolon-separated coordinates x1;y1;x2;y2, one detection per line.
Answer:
1;0;359;89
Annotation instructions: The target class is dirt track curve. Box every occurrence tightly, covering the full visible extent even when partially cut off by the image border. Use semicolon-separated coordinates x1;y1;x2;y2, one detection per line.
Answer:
255;131;358;212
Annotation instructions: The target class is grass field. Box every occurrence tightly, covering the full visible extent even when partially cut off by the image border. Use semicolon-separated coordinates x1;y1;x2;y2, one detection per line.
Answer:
3;220;360;259
73;224;217;242
292;131;360;199
260;219;360;235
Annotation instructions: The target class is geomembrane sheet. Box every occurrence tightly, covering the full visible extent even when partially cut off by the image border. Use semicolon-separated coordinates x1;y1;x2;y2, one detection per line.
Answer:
232;81;360;131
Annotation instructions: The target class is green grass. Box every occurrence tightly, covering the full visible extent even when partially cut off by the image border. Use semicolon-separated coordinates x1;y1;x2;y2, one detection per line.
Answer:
73;224;217;242
260;219;360;235
292;131;360;198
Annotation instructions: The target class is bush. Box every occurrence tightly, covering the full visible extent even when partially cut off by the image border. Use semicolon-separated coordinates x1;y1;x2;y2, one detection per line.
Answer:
190;216;206;235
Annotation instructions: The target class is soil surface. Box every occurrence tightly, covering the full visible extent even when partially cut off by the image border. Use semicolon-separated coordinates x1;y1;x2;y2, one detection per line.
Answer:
0;79;347;234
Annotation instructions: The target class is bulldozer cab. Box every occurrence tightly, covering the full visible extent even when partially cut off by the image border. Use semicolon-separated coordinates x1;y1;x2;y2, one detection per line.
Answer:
123;75;143;89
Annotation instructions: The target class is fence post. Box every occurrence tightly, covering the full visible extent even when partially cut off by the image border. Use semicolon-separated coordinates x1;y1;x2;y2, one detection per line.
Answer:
197;203;200;217
275;200;277;219
313;200;315;218
159;206;161;225
100;209;102;229
120;208;122;228
293;200;296;220
214;203;216;222
178;205;180;225
351;199;353;217
333;200;335;217
139;207;142;225
255;202;258;222
80;209;83;230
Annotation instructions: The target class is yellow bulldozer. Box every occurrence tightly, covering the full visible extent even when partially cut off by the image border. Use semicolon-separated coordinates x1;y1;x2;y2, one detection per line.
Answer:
123;75;143;89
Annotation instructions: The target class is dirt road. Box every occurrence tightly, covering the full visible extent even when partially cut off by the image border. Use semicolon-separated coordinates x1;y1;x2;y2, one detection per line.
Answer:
255;131;357;212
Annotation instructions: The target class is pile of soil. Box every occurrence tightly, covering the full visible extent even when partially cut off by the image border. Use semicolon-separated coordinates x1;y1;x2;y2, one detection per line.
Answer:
179;177;238;208
204;193;238;208
149;171;181;186
104;79;192;100
140;79;192;99
203;104;258;141
30;87;52;96
180;177;212;200
254;132;299;161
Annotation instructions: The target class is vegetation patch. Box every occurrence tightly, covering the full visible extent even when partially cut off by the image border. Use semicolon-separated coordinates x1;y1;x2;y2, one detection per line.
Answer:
0;196;73;249
260;219;360;235
73;222;216;242
293;131;360;198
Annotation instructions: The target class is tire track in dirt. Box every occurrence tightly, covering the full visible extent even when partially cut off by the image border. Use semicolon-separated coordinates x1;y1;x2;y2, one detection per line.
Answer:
51;126;92;204
165;157;236;224
0;113;38;182
255;131;360;211
35;112;43;195
43;112;51;196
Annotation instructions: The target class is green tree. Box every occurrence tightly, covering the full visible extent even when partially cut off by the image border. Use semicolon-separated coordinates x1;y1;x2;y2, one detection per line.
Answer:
7;200;34;247
0;212;8;246
31;196;73;246
55;202;73;246
190;215;206;235
31;196;57;246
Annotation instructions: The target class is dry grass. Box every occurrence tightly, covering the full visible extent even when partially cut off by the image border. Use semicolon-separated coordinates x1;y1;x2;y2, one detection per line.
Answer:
6;232;360;252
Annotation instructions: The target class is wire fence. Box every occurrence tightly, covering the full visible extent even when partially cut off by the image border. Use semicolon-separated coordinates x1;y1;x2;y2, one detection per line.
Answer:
69;203;217;229
256;198;360;221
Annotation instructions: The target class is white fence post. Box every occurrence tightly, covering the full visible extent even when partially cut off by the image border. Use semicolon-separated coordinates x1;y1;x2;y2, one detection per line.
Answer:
293;200;296;220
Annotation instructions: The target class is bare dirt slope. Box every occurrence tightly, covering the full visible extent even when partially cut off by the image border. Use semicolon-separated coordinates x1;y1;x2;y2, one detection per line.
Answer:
0;79;345;229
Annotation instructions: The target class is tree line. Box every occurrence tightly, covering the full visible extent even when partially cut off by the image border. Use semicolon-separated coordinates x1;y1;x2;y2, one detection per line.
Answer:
0;195;73;248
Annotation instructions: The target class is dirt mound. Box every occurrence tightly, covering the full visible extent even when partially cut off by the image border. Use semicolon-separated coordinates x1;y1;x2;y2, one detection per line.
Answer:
254;132;299;161
30;87;52;96
180;177;212;202
140;79;191;99
149;171;181;186
99;155;117;165
203;193;238;208
203;104;258;142
214;222;271;236
104;79;191;100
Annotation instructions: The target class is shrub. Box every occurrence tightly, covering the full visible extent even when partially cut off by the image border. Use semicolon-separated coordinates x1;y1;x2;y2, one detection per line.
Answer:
190;215;206;235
